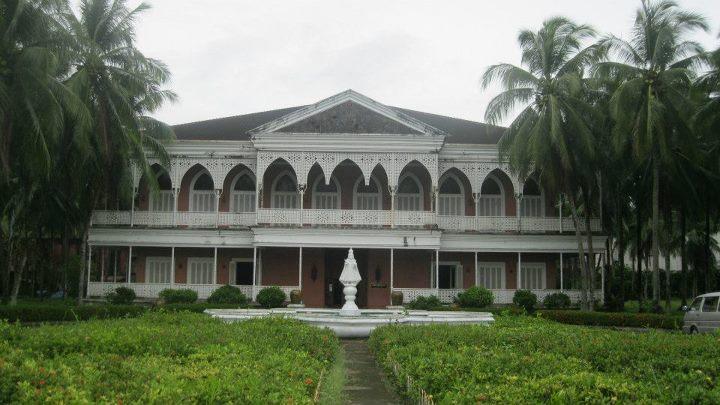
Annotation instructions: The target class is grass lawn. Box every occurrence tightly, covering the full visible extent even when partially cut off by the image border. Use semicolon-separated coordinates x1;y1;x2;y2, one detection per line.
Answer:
369;315;720;403
0;312;339;403
623;298;686;313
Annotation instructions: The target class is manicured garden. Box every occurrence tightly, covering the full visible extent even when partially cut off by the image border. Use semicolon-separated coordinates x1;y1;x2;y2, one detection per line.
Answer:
0;312;339;403
369;316;720;403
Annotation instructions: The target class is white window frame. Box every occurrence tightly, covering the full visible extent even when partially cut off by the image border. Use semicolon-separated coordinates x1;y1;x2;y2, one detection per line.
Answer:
145;257;171;284
438;173;465;216
520;262;547;290
228;257;254;285
476;262;506;290
187;257;214;285
312;175;341;209
149;190;174;212
429;261;463;289
229;170;256;213
478;174;505;216
189;170;216;212
353;176;383;210
521;179;545;217
271;170;299;209
397;173;423;211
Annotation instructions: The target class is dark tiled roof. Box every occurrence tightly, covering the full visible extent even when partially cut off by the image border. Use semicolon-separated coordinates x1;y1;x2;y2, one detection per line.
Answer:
171;105;505;144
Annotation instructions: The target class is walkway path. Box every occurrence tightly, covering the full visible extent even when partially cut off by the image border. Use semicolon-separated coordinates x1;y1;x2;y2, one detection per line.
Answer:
341;340;401;404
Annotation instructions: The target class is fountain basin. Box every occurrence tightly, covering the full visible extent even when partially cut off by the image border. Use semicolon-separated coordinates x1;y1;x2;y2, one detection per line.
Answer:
205;307;494;338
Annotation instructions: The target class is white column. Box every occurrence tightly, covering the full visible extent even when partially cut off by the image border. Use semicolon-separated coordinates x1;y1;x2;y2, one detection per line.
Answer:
560;252;564;291
215;189;221;227
213;247;218;285
390;186;397;228
435;249;440;295
113;248;118;282
298;247;303;289
517;251;522;290
170;247;175;287
252;247;257;300
173;188;179;226
516;194;522;232
558;194;563;232
130;187;136;227
474;251;478;286
298;184;305;226
390;248;394;291
86;244;92;298
100;249;105;284
127;246;133;284
600;253;605;302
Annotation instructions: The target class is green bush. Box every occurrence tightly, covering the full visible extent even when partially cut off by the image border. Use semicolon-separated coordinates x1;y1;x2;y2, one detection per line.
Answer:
456;286;493;308
106;286;136;305
406;295;442;310
542;292;571;309
256;286;286;308
206;285;248;305
539;310;682;330
0;312;339;403
0;304;146;323
159;303;244;313
158;288;198;304
512;289;537;312
369;316;720;403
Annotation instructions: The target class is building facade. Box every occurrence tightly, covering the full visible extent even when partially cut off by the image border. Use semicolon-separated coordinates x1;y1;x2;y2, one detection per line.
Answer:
87;90;605;307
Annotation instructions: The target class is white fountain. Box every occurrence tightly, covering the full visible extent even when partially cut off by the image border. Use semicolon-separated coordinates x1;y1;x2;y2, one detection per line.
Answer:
206;248;494;338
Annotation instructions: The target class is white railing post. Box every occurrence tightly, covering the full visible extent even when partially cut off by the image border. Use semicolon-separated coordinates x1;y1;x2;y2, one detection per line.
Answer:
127;246;133;285
171;247;175;287
560;252;564;291
213;247;218;285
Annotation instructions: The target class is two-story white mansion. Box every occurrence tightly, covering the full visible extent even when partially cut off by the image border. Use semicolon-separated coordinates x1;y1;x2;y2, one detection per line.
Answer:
87;90;605;307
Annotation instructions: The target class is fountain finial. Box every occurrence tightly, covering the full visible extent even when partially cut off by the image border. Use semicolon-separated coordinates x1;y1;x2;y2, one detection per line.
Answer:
339;248;362;316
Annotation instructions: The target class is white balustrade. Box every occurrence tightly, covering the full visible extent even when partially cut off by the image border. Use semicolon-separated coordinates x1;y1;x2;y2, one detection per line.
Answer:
134;211;174;227
395;211;437;227
218;212;256;227
92;211;132;225
177;211;216;227
256;208;301;225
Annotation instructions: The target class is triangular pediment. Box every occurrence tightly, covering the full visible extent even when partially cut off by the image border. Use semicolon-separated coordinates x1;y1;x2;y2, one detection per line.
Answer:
249;90;447;136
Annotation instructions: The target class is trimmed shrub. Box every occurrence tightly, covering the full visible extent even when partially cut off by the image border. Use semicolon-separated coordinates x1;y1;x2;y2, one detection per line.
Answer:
391;291;404;306
0;304;146;323
256;286;286;308
406;295;442;310
206;285;248;305
158;288;198;304
106;286;136;305
456;286;493;308
539;310;682;330
289;289;302;304
512;289;537;312
542;292;571;309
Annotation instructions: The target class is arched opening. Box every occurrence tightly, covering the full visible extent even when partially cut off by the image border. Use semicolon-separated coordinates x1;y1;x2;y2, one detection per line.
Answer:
272;170;298;208
478;174;505;216
312;175;341;209
521;178;544;217
147;165;173;212
189;170;216;212
353;175;383;210
229;170;256;212
438;173;465;216
397;173;423;211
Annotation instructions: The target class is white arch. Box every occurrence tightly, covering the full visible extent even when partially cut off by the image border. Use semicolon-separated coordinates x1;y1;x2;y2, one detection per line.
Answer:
397;172;424;211
438;172;465;216
189;169;216;212
271;169;299;209
311;175;341;209
478;173;505;216
521;178;545;217
229;169;256;212
353;175;383;210
148;167;174;212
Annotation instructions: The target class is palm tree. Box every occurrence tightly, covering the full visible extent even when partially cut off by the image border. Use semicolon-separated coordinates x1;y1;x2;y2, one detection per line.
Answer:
482;17;603;310
594;0;708;310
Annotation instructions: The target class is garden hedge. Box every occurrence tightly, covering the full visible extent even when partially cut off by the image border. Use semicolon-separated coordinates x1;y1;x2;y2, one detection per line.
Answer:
369;316;720;403
0;304;146;323
538;310;683;330
0;312;339;403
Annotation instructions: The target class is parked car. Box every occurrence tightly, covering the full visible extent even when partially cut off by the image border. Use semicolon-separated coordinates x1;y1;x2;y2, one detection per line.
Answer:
683;292;720;334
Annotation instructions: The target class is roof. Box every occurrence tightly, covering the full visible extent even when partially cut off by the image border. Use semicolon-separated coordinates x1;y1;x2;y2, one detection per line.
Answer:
171;104;506;144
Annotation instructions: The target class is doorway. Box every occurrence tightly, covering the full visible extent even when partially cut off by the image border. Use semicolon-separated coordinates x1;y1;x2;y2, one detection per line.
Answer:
324;248;368;308
230;260;254;286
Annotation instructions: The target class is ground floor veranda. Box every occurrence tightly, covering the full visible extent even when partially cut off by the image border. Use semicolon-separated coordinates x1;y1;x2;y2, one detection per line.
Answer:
86;246;604;307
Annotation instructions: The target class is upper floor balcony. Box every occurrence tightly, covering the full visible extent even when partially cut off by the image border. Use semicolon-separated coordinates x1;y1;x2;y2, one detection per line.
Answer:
91;157;601;233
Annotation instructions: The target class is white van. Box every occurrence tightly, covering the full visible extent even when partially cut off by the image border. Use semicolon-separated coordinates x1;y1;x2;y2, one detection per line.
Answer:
683;292;720;334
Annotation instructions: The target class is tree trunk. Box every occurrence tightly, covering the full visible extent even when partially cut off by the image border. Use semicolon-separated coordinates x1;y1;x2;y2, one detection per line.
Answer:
651;161;660;310
636;205;644;312
569;196;590;311
77;222;90;305
9;253;28;306
584;205;596;310
680;204;688;306
665;249;672;312
0;116;12;181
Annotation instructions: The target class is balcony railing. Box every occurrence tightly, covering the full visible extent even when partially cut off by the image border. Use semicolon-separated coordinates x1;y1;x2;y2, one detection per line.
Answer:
91;209;601;232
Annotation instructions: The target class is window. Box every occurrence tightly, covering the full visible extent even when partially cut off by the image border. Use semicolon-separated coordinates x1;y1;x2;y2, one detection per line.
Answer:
272;172;298;208
520;263;546;290
702;296;719;312
397;174;422;211
354;176;382;210
149;171;174;211
476;262;506;289
312;175;340;209
438;175;464;216
145;257;171;284
690;297;703;312
478;175;504;216
521;179;543;217
189;171;216;212
230;171;256;212
187;258;214;285
430;262;463;289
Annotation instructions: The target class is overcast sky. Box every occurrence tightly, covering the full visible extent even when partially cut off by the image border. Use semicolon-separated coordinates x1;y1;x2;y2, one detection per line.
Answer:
118;0;720;126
